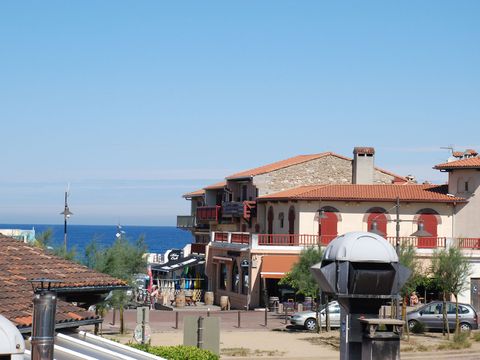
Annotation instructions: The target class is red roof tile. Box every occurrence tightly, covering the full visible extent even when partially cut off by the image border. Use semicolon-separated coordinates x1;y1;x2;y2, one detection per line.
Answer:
258;184;465;203
434;157;480;170
0;235;126;330
183;181;226;198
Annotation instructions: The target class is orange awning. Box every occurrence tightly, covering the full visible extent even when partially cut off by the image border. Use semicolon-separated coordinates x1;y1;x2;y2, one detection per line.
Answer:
260;255;299;279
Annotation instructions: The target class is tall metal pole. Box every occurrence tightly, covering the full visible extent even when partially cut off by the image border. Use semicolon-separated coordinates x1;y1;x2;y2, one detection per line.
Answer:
63;191;68;251
395;197;401;320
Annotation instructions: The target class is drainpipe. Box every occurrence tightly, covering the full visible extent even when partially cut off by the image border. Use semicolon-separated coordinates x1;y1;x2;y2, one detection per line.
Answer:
29;279;61;360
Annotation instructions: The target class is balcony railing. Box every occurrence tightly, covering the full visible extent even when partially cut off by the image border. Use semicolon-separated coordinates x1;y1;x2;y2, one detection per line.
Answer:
196;206;221;222
212;231;250;245
176;215;195;229
211;231;480;250
385;237;447;248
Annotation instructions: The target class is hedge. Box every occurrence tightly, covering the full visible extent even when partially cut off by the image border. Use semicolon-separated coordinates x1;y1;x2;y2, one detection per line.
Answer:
129;344;219;360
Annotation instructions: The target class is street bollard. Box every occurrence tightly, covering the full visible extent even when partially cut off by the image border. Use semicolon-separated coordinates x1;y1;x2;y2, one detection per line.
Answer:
207;308;210;317
237;311;241;328
285;306;288;325
264;307;268;327
175;311;179;329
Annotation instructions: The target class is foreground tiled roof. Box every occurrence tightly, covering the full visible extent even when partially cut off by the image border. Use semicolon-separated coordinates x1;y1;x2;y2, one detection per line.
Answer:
434;157;480;170
258;184;466;203
0;235;127;331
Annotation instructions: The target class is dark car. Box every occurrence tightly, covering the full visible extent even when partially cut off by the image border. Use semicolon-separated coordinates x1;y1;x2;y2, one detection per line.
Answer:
407;301;478;332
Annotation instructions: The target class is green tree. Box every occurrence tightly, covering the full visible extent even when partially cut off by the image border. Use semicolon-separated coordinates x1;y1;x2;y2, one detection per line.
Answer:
431;246;472;337
84;232;147;334
279;246;324;331
279;246;323;298
34;228;77;260
398;244;422;338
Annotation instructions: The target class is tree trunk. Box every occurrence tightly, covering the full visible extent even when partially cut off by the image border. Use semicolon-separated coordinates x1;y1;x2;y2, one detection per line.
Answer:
120;306;125;334
403;295;409;341
443;292;449;339
316;290;322;333
325;293;330;332
455;294;459;335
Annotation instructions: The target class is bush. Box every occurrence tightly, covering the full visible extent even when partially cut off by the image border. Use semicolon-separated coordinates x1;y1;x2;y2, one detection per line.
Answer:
437;332;471;350
410;321;426;334
472;332;480;342
129;344;219;360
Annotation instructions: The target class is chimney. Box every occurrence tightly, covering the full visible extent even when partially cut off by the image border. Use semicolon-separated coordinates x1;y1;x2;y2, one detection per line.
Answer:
352;147;375;184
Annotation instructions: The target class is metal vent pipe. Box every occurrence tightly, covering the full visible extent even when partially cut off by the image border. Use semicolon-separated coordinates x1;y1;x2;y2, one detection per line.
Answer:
30;279;60;360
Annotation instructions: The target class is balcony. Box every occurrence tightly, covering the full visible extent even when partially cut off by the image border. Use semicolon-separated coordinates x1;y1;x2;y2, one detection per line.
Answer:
191;243;207;254
212;231;251;245
221;201;257;220
210;231;480;251
196;206;221;222
176;215;195;229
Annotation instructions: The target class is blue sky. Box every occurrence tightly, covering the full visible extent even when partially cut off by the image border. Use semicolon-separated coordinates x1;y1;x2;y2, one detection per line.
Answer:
0;1;479;225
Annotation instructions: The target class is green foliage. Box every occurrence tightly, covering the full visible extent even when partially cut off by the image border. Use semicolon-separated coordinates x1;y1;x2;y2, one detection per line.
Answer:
437;331;472;350
34;228;77;260
129;344;219;360
398;244;422;297
430;247;472;297
279;246;323;298
411;321;426;334
85;234;147;281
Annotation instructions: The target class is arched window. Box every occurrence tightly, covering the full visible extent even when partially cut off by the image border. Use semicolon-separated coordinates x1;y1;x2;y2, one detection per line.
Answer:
278;212;285;228
231;261;239;293
417;212;438;248
288;206;296;235
318;207;339;245
367;212;387;236
219;263;227;290
267;206;274;234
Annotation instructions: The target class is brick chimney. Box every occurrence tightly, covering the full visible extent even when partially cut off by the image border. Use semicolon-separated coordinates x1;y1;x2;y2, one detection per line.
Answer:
352;147;375;184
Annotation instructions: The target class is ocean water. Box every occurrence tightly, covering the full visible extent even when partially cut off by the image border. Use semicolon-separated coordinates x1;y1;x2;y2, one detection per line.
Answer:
0;224;193;256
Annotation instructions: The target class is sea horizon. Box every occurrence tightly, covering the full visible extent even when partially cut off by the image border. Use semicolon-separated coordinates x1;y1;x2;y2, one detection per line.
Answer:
0;223;193;256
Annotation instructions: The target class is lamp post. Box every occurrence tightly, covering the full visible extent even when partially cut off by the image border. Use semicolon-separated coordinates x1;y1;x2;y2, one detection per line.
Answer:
60;190;73;252
369;196;432;320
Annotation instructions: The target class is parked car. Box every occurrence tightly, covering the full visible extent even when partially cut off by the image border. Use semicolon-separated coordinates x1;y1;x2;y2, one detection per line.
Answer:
289;301;341;331
406;301;478;332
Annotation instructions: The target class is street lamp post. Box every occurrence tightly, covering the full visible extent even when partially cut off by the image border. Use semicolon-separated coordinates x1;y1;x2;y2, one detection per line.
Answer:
60;190;73;251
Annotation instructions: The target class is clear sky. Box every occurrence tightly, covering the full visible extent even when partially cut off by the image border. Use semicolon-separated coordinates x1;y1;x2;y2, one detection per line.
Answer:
1;1;479;226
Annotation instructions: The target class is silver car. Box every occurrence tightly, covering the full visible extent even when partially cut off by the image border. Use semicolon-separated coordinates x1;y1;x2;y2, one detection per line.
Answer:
407;301;478;332
289;301;341;331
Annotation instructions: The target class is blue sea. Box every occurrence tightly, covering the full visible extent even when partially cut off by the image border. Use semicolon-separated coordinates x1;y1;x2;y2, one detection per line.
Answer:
0;224;193;256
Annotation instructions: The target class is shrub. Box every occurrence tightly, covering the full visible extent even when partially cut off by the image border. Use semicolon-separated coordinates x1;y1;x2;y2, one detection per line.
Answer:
472;332;480;342
129;344;219;360
437;332;472;350
410;321;426;334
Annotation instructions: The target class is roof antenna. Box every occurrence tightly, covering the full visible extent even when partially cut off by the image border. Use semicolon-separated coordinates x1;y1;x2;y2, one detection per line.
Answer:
440;145;455;156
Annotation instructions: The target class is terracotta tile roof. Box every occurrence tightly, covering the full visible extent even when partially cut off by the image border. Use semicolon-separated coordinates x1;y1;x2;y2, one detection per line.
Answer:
0;235;126;331
226;153;336;179
183;181;226;198
258;184;465;203
434;157;480;170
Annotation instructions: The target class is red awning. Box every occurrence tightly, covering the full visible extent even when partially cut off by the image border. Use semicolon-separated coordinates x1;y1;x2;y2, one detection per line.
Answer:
260;255;299;279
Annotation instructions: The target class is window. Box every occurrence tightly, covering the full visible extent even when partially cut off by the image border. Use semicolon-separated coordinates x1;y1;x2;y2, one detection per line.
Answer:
267;206;274;234
288;206;296;234
423;303;442;314
241;185;248;201
242;267;249;295
231;262;240;293
465;181;469;192
219;263;227;290
278;212;285;228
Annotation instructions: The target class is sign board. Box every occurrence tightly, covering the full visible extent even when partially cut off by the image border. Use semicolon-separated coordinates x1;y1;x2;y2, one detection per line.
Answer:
167;249;183;262
240;259;249;267
136;306;149;324
183;316;220;355
134;323;151;344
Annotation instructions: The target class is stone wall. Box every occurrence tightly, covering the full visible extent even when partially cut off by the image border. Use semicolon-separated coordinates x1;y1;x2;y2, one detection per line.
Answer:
253;155;396;196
